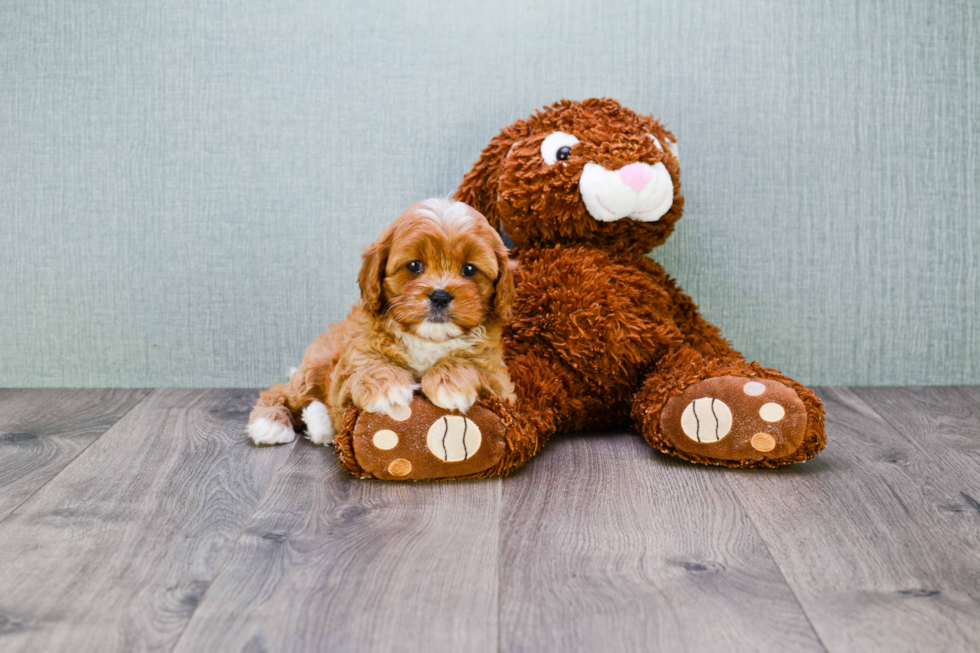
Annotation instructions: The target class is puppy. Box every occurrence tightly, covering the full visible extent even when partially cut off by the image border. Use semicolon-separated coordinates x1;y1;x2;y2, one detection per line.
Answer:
247;198;516;446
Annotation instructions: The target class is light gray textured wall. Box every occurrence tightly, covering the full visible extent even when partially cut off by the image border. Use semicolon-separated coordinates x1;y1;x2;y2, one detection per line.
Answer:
1;0;977;388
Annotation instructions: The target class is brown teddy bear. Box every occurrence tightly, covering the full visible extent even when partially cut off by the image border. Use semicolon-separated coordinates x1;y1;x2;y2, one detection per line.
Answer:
333;98;826;480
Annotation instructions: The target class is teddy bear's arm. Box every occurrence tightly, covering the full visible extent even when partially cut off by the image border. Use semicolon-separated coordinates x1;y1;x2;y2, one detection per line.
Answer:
499;247;707;404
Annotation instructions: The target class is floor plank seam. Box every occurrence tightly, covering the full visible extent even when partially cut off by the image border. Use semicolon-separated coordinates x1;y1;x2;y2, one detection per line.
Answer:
495;477;503;653
722;473;831;653
848;388;937;459
0;388;154;527
167;435;300;653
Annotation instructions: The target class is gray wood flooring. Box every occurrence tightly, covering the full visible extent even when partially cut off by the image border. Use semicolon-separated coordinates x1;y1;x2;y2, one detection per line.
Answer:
0;387;978;652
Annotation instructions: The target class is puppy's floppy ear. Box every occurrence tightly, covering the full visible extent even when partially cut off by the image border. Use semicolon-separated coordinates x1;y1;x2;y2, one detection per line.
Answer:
454;120;531;230
358;226;393;313
490;237;515;323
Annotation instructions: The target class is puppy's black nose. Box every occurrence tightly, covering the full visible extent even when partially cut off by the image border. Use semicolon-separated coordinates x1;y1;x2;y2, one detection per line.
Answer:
429;289;453;309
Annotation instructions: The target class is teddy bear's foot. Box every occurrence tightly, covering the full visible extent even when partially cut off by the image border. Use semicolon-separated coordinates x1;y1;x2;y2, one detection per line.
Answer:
347;395;509;480
658;376;808;464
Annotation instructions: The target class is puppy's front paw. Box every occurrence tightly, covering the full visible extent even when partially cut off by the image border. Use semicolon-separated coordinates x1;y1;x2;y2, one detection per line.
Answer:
427;385;478;413
361;383;416;417
350;365;418;419
422;366;479;414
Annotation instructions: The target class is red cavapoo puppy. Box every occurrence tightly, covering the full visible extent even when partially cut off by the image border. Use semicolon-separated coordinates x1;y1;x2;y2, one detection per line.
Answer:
248;198;516;446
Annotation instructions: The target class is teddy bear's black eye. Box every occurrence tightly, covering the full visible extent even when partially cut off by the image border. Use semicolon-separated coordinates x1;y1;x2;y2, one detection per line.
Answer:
461;263;478;278
406;260;423;274
540;132;580;165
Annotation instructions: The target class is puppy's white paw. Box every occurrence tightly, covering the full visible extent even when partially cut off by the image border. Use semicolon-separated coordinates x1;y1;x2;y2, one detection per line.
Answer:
427;385;478;414
302;400;335;445
248;417;296;445
363;383;416;418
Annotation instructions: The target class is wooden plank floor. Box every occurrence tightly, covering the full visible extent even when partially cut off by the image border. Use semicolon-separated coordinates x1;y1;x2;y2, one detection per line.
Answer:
0;387;978;652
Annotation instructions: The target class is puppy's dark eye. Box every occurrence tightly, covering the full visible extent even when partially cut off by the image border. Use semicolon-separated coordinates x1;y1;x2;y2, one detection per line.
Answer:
556;146;571;162
406;260;423;274
461;263;478;278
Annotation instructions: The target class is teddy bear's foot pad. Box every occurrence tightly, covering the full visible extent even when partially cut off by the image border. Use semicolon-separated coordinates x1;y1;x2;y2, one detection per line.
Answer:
352;396;506;480
660;376;807;463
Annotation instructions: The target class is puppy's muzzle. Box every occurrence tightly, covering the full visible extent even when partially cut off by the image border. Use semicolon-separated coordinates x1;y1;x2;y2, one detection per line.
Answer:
428;289;453;317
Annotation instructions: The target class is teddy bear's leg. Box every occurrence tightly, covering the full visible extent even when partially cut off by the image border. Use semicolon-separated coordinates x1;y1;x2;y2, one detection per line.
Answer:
331;347;565;480
631;348;826;467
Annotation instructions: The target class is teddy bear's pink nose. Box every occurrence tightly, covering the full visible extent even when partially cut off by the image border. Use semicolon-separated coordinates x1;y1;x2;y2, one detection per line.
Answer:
618;163;653;192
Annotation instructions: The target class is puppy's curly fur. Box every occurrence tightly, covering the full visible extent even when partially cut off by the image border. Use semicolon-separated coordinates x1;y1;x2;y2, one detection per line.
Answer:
247;198;516;446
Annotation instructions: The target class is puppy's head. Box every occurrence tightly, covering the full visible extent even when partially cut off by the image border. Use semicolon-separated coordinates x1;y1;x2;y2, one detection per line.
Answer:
358;199;513;341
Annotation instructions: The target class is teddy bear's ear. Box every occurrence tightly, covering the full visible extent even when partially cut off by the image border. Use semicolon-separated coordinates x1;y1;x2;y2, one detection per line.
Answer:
490;239;516;324
454;120;531;230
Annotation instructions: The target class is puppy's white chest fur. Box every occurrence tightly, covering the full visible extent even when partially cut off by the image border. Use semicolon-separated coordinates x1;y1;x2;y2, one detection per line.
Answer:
397;327;485;375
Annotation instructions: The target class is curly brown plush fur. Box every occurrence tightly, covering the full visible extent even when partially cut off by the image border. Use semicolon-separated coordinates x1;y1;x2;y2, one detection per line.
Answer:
332;98;825;479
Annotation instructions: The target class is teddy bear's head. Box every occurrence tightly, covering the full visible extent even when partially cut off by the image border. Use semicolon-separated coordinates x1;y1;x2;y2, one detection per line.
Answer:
455;98;683;254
